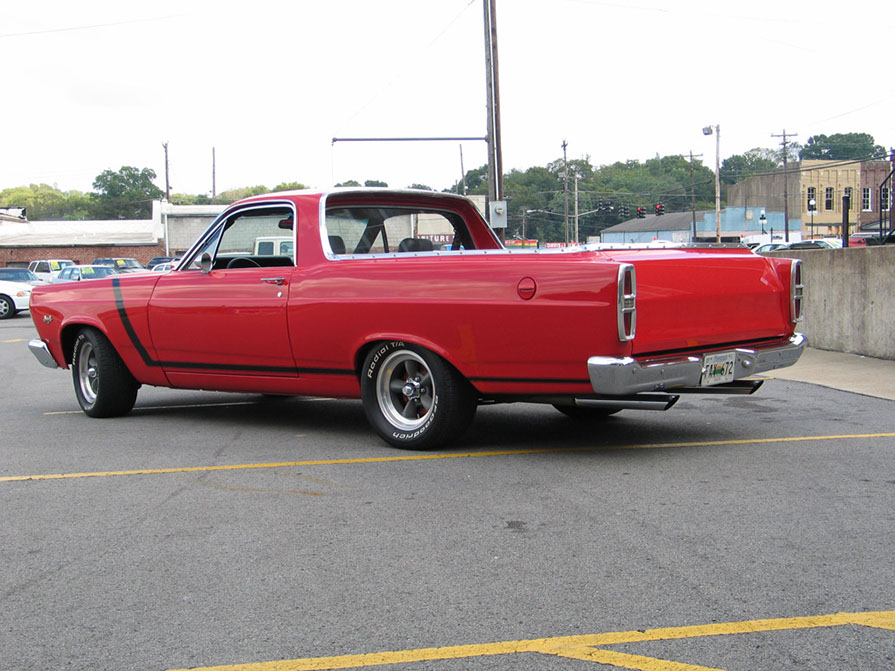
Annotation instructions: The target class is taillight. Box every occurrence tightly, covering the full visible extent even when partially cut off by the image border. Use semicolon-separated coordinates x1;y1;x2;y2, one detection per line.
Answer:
791;259;804;323
617;264;636;341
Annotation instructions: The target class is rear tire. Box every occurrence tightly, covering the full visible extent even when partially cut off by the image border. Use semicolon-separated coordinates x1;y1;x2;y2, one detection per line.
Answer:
361;341;476;450
71;328;139;417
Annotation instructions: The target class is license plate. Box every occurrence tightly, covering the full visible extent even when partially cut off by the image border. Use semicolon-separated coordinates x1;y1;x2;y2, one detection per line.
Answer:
701;351;737;386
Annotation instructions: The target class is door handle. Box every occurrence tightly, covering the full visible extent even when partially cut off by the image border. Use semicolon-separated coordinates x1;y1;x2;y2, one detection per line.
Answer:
261;277;286;286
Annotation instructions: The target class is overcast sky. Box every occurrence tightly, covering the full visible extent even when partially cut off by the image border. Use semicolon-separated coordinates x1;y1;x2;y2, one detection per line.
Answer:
4;0;894;197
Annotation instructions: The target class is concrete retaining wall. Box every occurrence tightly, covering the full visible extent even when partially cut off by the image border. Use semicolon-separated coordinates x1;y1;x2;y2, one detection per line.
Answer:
766;246;895;360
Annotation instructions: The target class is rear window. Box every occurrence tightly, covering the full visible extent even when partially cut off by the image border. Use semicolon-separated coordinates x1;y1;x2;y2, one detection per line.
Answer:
324;206;471;255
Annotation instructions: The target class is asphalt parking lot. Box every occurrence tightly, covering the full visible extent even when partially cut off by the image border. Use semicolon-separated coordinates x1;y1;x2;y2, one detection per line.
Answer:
2;312;894;671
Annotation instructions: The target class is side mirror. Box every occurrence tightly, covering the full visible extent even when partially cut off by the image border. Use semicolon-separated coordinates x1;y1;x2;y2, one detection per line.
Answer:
200;252;213;274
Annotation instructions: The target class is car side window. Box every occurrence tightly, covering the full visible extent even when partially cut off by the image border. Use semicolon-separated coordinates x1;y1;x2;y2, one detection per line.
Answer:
184;206;295;270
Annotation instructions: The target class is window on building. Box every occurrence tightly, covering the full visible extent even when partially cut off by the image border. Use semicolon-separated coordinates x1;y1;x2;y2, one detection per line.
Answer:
863;187;872;211
844;187;853;208
824;187;834;210
883;187;891;212
807;187;817;211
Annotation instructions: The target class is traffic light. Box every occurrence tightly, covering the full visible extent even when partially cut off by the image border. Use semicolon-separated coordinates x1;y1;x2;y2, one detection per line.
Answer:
636;206;646;219
621;205;630;217
655;204;665;216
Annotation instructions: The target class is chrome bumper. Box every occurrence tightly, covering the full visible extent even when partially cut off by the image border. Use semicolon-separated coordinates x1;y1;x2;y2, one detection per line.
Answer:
29;339;60;369
588;333;806;396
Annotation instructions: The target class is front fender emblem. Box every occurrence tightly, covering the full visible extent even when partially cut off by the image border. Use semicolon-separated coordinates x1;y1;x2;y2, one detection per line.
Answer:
43;315;53;324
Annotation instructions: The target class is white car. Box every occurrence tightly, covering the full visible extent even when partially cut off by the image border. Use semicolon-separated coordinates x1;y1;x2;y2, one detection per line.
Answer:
151;260;180;273
0;279;33;320
27;259;75;282
51;265;121;284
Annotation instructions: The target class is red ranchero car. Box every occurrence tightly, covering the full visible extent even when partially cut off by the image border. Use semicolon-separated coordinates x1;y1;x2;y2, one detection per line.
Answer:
28;189;806;449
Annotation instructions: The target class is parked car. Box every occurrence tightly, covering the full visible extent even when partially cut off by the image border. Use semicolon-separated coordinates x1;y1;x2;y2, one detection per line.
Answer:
52;265;121;284
0;279;33;319
756;239;840;253
787;240;836;250
28;259;75;282
27;189;806;450
0;268;47;285
91;257;146;273
752;242;789;253
146;256;176;270
151;260;180;273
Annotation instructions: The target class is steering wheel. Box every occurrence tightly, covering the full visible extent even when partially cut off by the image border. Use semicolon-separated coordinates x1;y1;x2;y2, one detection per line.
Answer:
226;257;261;269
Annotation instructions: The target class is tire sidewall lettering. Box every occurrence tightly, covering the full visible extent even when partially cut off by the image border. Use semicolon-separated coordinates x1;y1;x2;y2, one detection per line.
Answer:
391;393;438;442
72;333;86;368
366;340;405;379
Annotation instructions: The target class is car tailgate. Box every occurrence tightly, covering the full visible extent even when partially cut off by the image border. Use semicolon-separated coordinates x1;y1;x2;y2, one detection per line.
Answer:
600;247;795;355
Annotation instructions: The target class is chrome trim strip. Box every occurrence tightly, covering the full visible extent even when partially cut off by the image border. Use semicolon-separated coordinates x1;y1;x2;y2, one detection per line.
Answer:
791;259;804;323
617;264;636;342
587;334;807;396
28;339;59;369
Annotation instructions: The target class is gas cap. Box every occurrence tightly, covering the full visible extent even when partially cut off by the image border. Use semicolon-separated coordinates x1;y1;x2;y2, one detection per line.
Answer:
517;277;537;300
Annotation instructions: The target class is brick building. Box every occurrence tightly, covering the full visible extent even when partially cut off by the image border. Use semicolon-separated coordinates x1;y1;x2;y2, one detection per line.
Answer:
0;201;224;268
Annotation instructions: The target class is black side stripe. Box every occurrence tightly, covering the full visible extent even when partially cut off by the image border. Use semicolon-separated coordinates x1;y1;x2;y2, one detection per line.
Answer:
111;278;353;376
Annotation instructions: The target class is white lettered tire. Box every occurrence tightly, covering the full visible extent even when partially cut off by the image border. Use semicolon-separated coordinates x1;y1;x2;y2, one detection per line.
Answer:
361;341;476;450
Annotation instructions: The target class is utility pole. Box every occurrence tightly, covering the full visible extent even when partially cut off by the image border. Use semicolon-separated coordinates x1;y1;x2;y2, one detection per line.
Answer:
772;129;797;242
212;147;216;200
162;142;171;201
483;0;503;209
689;150;703;241
562;139;569;244
459;144;466;195
574;174;579;244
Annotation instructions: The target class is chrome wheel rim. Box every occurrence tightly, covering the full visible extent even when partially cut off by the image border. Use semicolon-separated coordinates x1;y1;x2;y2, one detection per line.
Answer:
77;341;99;406
0;299;9;318
376;350;434;431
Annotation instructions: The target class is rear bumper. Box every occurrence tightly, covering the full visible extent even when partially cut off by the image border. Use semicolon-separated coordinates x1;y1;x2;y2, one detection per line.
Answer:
588;333;806;396
29;339;60;369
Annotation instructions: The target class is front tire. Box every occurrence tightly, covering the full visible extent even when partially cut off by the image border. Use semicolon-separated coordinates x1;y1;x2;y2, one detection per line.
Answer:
361;342;476;450
0;295;16;320
71;328;139;417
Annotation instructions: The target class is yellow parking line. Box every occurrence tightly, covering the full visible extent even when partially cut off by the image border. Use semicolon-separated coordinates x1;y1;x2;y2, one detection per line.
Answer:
163;610;895;670
2;338;26;343
2;432;894;483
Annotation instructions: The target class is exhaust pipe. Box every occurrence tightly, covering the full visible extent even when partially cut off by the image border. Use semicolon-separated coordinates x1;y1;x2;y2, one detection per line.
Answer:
572;393;679;412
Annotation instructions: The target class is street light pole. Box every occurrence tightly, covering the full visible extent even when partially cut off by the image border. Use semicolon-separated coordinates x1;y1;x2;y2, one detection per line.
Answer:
703;124;721;242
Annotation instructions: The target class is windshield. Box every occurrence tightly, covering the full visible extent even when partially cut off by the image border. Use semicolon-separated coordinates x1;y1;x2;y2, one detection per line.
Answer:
0;269;38;282
83;266;120;279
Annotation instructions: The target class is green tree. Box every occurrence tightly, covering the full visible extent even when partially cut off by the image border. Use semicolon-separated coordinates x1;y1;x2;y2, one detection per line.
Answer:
721;148;780;185
799;133;885;161
273;181;309;192
92;166;163;219
447;165;488;195
214;185;270;204
0;184;92;220
364;179;388;187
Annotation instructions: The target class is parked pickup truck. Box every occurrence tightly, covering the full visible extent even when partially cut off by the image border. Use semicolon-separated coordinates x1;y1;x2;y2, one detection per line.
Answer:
28;189;805;449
